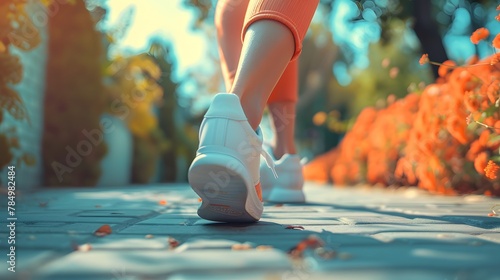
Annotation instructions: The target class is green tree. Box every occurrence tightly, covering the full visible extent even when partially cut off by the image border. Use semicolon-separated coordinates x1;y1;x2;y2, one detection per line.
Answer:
0;0;44;169
148;40;198;182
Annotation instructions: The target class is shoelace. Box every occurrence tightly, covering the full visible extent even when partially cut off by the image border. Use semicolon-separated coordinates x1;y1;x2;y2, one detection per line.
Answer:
259;147;278;179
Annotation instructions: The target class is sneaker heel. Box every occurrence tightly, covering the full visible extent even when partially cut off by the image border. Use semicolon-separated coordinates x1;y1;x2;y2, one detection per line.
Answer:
188;153;262;222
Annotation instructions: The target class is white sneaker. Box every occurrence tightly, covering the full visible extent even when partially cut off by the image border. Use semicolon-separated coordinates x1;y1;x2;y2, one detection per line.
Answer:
260;149;305;203
188;93;276;222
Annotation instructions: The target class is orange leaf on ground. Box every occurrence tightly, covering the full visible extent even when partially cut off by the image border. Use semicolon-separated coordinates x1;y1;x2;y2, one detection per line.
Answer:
158;200;168;205
78;244;92;252
288;235;325;258
256;245;273;250
168;237;180;249
72;242;92;252
94;224;112;237
232;243;253;250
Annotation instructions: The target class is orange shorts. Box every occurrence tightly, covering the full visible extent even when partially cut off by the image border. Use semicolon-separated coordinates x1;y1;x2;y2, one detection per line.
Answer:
215;0;318;103
243;0;319;61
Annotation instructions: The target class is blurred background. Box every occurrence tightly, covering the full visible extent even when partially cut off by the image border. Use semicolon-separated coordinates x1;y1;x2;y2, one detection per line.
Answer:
0;0;499;189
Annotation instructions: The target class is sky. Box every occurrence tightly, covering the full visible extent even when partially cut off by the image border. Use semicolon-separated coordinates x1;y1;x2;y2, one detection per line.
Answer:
105;0;206;79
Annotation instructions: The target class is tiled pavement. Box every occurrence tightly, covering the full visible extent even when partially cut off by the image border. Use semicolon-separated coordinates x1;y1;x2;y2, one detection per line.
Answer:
1;183;500;280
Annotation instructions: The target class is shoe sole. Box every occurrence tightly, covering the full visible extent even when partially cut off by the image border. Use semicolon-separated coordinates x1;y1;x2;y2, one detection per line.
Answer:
267;188;306;203
188;153;263;223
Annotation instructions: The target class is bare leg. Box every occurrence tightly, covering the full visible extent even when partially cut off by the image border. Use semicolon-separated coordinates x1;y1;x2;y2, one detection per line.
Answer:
230;20;294;130
268;101;297;159
216;2;299;160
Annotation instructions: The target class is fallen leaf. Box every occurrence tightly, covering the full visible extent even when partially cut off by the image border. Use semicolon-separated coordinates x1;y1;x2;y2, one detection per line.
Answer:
168;237;180;249
315;247;336;259
94;224;112;237
198;198;203;202
95;205;102;208
288;235;325;258
489;204;500;216
232;243;253;250
71;241;92;252
285;225;305;230
145;234;154;239
77;243;92;252
256;245;273;251
159;200;168;206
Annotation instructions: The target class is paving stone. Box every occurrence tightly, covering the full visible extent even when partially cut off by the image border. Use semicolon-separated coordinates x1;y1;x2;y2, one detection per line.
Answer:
117;222;291;235
310;269;500;280
150;213;201;219
75;209;155;218
174;238;241;251
5;183;500;279
306;244;500;271
327;223;494;234
440;215;500;229
89;235;171;250
11;222;119;234
369;232;491;245
336;216;447;225
0;250;60;280
259;217;344;225
136;217;194;226
169;271;286;280
0;233;89;250
17;213;132;223
477;233;500;244
36;248;292;279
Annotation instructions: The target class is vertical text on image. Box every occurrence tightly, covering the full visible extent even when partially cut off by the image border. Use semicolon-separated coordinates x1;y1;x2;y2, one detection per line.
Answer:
6;166;17;273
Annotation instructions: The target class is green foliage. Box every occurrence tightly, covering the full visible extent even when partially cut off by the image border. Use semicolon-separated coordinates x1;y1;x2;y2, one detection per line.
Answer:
0;134;13;168
43;0;107;186
149;41;197;182
0;0;43;171
182;0;213;29
329;19;433;119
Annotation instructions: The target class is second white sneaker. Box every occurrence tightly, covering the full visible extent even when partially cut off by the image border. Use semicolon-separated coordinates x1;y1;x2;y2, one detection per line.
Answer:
260;150;305;203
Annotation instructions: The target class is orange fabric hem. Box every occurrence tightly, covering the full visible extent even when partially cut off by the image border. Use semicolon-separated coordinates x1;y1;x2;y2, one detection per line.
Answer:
242;12;302;61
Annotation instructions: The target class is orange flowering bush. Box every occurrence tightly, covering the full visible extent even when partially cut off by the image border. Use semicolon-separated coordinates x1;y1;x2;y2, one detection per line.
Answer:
306;17;500;196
